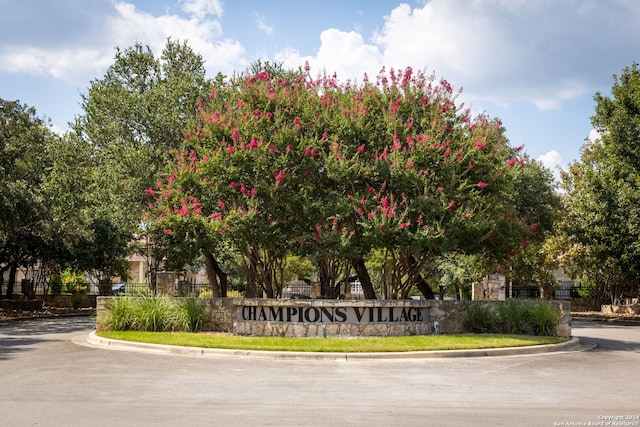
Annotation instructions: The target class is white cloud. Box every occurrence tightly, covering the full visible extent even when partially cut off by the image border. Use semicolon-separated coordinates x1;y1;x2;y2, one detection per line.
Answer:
253;12;273;36
538;150;564;183
275;0;640;112
538;150;563;170
277;29;383;82
588;128;602;143
0;1;244;84
180;0;223;19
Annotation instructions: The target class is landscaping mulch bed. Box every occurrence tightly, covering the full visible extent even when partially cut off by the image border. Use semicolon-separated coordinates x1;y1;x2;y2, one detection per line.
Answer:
572;311;640;322
0;306;95;322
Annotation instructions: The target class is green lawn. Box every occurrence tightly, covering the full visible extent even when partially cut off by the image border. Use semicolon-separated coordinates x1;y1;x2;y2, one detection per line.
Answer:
98;331;567;353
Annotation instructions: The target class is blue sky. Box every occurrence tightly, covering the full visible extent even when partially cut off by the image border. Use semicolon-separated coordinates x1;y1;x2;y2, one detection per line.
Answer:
2;0;639;180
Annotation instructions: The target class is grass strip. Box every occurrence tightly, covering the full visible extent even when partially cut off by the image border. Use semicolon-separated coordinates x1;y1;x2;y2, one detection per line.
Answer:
98;331;566;353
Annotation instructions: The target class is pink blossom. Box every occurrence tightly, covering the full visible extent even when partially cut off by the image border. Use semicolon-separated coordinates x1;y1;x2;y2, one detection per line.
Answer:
341;227;348;233
217;199;226;210
477;181;488;189
529;224;538;233
357;144;366;153
275;169;286;182
447;200;457;211
211;212;223;221
167;173;177;183
286;144;293;152
229;182;238;189
474;141;486;149
231;128;240;141
269;145;277;153
227;145;235;154
523;241;530;248
400;222;409;229
144;188;154;196
163;229;173;234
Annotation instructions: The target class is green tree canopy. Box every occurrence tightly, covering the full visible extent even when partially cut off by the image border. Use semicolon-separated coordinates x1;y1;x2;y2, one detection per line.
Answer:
146;65;542;299
562;62;640;302
72;39;216;284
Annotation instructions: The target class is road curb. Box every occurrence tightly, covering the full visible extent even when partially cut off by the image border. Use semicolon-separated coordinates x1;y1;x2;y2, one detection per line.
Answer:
82;332;590;360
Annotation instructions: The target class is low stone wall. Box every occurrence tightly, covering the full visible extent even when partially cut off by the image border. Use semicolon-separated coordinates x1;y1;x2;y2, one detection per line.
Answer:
42;295;97;309
601;303;640;315
96;298;572;338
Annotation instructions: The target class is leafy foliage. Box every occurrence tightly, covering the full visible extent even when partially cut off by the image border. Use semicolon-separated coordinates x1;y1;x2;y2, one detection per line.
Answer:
561;62;640;302
146;64;543;299
463;301;560;336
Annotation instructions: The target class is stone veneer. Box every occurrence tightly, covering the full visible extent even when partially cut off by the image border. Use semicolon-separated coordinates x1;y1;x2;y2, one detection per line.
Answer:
97;297;572;338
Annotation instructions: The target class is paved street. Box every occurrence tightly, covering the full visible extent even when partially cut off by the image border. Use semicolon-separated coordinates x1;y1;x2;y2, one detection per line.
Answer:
0;317;638;427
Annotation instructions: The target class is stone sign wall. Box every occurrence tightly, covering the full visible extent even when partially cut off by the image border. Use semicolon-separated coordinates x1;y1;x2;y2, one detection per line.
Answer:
97;297;572;338
229;298;462;337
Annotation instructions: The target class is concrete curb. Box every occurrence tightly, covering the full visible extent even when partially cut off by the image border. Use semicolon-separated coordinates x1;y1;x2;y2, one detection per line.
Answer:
81;332;592;360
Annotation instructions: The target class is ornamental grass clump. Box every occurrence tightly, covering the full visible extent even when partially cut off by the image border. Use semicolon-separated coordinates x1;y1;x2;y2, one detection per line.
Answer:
174;296;210;332
463;300;561;336
462;302;497;333
530;302;561;336
496;300;534;335
103;296;136;331
132;296;176;332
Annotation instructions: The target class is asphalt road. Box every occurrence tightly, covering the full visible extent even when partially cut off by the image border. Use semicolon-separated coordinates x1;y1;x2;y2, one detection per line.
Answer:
0;317;638;427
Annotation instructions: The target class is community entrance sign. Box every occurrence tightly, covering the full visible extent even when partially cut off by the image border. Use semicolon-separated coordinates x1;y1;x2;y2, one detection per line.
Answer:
233;299;440;337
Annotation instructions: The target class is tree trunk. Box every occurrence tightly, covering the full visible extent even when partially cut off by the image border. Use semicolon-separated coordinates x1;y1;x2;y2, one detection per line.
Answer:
317;259;330;298
540;282;553;300
98;278;112;296
6;264;17;299
407;255;436;299
245;260;257;298
204;251;226;297
351;257;377;299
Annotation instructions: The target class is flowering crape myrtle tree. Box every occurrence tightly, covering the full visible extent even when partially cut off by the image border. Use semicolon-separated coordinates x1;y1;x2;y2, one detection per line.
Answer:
320;68;527;299
146;64;531;299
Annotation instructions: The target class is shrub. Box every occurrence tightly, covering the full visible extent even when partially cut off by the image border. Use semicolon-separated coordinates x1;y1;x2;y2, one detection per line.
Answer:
70;294;84;309
227;290;244;298
496;300;533;335
103;296;136;331
174;296;210;332
530;302;560;336
132;296;176;332
49;274;62;295
61;269;89;294
198;289;213;298
463;302;497;333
